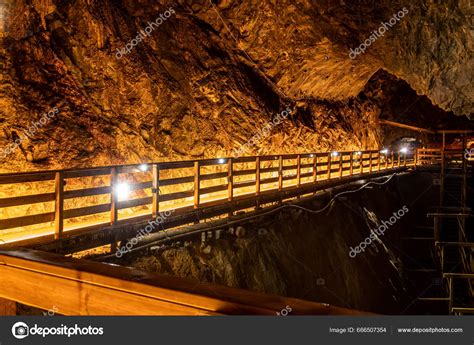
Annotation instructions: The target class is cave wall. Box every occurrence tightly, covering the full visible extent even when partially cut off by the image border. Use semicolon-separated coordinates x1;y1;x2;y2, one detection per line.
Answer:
117;172;434;314
0;0;471;173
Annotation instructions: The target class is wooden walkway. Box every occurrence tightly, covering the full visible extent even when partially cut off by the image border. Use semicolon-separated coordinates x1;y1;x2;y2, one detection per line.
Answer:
0;149;443;247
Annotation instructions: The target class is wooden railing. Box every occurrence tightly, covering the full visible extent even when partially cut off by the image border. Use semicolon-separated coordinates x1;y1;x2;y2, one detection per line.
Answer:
0;149;422;244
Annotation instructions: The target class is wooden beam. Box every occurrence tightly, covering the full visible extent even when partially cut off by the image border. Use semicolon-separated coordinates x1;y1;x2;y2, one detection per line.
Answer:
379;119;436;134
54;172;64;240
0;249;373;316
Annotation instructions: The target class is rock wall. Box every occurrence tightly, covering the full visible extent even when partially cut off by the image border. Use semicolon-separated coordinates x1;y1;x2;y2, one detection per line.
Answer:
119;173;433;314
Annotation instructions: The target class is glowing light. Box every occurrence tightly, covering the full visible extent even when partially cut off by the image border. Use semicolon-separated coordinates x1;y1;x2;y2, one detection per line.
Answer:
355;151;362;155
138;164;149;172
115;183;131;201
380;149;388;155
217;158;226;164
331;151;339;157
309;154;314;158
400;147;408;154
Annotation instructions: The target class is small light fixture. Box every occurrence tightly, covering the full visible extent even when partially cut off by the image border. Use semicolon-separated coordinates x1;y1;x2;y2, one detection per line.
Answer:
355;151;362;155
138;164;149;172
380;149;388;155
217;158;226;164
115;183;130;201
309;154;314;158
400;147;408;154
331;151;339;157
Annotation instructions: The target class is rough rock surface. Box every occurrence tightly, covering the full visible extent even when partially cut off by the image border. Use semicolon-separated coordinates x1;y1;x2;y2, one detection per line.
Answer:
0;0;472;173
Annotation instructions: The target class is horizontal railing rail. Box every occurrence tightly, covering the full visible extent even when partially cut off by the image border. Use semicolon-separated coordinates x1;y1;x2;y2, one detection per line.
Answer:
0;149;447;244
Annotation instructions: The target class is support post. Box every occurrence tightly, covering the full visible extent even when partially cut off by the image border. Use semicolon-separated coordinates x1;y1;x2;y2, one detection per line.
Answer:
110;167;118;225
194;161;200;209
312;155;318;182
296;155;301;187
152;164;159;218
326;153;332;180
391;151;395;168
369;152;373;172
349;152;354;176
339;154;343;178
228;158;234;201
54;171;64;240
278;156;283;191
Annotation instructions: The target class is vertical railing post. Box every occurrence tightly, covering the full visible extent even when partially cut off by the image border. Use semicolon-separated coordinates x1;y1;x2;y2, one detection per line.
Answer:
228;158;234;201
403;152;407;167
312;154;318;182
360;153;364;174
255;157;261;195
194;161;200;208
377;152;381;171
110;167;118;225
397;151;401;167
339;153;343;178
152;164;159;218
369;152;373;172
448;277;453;315
278;156;283;191
414;149;418;168
349;152;353;176
391;151;395;168
384;152;388;170
326;153;332;180
296;155;301;188
54;171;64;239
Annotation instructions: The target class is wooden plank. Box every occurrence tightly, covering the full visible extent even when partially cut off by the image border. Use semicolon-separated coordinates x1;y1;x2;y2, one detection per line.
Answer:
64;168;111;179
259;167;279;174
159;190;194;203
54;172;64;240
118;197;153;210
64;204;111;219
326;153;332;179
0;249;372;315
0;213;55;230
313;155;318;182
159;176;194;186
233;180;257;189
259;177;279;185
233;169;257;177
0;193;55;208
64;186;112;199
0;172;55;185
129;181;152;191
200;172;228;181
200;158;228;167
199;184;228;195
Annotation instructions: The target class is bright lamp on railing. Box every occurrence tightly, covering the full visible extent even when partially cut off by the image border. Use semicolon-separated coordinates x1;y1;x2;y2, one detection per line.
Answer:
138;164;149;172
331;151;339;157
115;183;130;201
355;151;362;155
218;158;226;164
380;149;388;155
400;147;408;154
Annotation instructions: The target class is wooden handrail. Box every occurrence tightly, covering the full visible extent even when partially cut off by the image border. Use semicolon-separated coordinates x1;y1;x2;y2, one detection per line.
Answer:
0;149;446;244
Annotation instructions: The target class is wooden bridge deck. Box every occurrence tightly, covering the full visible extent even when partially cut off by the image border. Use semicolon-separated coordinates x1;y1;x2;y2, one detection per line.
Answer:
0;149;448;248
0;149;430;247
